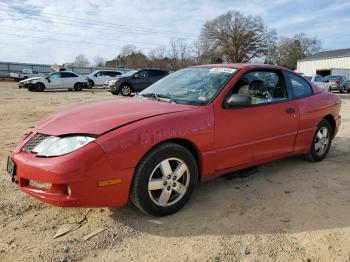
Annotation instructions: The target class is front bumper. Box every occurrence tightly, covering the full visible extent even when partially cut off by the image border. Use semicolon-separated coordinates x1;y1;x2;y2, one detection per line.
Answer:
19;82;32;89
11;138;134;207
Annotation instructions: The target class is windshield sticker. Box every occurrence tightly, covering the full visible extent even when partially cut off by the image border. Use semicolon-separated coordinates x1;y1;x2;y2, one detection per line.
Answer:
198;96;208;101
209;68;236;74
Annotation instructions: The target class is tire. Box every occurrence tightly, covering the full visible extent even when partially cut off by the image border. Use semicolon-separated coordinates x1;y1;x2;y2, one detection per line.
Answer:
130;143;198;216
305;119;333;162
88;79;94;89
111;86;120;95
74;82;83;91
120;84;132;96
35;82;45;92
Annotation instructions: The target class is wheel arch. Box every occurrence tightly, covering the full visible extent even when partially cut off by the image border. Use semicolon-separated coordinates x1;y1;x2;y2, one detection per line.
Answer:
323;114;336;137
119;82;133;90
135;137;203;182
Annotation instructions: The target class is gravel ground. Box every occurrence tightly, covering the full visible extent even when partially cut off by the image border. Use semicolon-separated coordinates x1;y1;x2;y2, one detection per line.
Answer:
0;81;350;262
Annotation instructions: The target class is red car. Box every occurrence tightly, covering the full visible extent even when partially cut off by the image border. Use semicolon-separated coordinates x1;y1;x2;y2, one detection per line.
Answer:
7;64;341;216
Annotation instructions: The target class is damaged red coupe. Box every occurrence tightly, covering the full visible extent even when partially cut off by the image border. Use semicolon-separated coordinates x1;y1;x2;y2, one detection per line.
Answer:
7;64;341;216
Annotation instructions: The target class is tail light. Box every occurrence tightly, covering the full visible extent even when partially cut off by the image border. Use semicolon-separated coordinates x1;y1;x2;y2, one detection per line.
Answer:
336;80;341;85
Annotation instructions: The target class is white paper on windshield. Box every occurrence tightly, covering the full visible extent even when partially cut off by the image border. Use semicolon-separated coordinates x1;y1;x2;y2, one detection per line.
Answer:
209;68;236;74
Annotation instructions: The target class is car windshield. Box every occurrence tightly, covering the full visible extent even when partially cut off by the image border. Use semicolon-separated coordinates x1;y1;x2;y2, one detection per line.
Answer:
325;75;342;80
122;70;138;77
139;67;237;105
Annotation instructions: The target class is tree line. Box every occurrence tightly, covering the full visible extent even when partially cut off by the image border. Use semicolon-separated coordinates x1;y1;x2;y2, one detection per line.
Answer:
68;10;321;71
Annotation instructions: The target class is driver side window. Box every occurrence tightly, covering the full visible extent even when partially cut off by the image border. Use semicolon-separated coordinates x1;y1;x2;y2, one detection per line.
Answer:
233;71;288;105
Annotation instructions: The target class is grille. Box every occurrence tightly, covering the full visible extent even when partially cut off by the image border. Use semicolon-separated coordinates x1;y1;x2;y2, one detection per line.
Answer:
22;133;50;152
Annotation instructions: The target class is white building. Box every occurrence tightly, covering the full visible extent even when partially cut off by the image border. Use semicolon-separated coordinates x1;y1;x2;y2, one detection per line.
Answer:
297;48;350;77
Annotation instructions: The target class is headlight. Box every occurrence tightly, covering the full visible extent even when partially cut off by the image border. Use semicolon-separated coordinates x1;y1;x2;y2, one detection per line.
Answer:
32;135;95;157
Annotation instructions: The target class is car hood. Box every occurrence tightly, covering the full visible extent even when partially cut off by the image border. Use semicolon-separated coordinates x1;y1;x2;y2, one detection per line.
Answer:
20;76;42;82
33;98;196;136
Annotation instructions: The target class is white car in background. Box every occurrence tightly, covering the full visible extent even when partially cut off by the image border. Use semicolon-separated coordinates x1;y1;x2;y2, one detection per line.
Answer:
19;71;88;91
87;70;123;87
304;74;331;91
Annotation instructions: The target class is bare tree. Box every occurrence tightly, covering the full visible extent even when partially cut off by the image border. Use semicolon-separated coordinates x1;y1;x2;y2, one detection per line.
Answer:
94;56;105;67
72;54;90;67
168;39;180;71
269;33;321;69
148;45;167;69
200;11;274;63
177;39;188;67
191;40;204;65
120;44;138;56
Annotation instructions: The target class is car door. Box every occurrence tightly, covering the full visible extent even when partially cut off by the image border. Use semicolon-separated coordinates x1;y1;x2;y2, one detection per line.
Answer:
46;72;62;89
214;69;299;170
148;70;165;86
132;70;150;91
95;71;108;85
61;72;78;88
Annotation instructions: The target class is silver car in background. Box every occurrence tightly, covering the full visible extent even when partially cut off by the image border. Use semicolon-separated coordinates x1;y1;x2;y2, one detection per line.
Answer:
304;74;331;91
324;75;350;93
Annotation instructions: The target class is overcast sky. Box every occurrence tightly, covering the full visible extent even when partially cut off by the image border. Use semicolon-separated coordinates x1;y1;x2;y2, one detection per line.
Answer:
1;0;349;65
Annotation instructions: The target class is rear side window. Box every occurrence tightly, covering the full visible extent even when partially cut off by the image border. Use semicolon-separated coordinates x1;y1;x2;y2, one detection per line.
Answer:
286;72;313;98
150;70;167;77
61;72;77;78
105;71;120;77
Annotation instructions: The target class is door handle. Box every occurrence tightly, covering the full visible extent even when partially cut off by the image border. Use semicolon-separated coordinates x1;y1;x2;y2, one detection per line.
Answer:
286;108;295;114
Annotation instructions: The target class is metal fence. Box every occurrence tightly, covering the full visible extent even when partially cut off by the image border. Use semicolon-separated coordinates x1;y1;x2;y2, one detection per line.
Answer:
0;61;129;78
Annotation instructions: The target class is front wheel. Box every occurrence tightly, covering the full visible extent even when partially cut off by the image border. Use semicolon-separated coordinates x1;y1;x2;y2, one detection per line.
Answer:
120;84;132;96
35;83;45;92
305;119;332;162
87;79;94;89
130;143;198;216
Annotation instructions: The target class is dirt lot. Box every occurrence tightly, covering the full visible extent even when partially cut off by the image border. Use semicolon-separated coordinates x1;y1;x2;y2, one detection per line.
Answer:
0;81;349;262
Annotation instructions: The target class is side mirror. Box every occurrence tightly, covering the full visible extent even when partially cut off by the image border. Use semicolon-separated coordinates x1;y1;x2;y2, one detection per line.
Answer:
226;94;252;108
133;74;139;79
46;76;51;83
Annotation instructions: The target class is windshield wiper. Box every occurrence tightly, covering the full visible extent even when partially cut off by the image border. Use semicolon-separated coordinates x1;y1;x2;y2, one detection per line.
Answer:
140;93;175;103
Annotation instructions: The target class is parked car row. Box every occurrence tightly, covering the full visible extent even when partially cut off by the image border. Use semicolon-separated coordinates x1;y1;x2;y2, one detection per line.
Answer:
302;73;350;93
18;68;169;95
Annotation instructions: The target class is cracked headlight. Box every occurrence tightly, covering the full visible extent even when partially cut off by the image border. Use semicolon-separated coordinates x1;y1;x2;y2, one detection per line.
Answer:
32;136;95;157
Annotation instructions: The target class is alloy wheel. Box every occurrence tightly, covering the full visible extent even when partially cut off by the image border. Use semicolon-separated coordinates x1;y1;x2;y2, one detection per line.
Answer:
148;158;190;207
121;85;131;96
314;127;330;156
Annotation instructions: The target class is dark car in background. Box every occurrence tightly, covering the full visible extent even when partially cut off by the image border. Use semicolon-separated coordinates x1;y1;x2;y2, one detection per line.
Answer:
109;68;169;96
324;75;350;93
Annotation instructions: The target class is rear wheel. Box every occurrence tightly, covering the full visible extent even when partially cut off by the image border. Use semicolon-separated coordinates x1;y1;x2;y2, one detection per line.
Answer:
305;119;332;162
130;143;198;216
111;86;120;95
120;84;132;96
35;82;45;92
74;82;83;91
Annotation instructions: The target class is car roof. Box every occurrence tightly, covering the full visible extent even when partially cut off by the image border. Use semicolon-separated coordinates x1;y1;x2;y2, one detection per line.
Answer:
194;63;289;71
53;71;76;74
